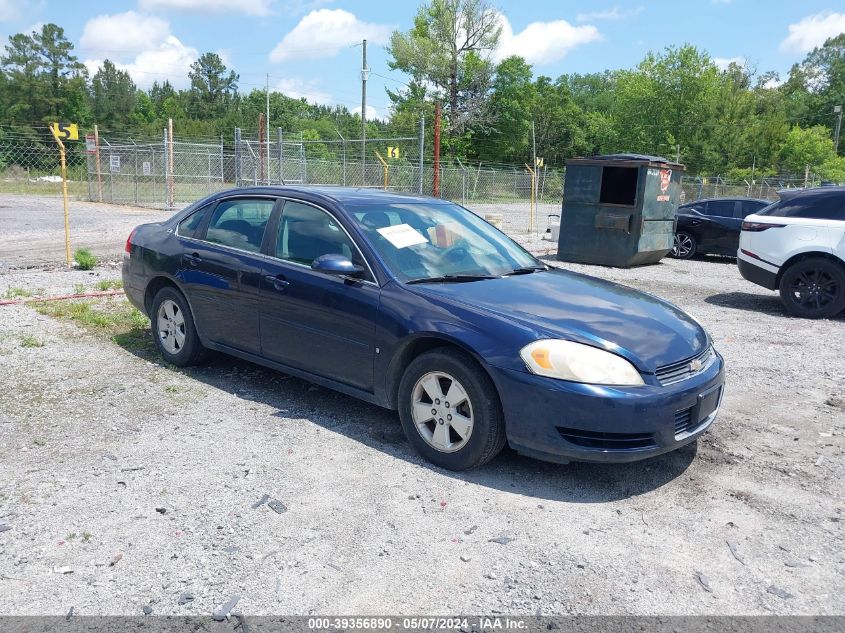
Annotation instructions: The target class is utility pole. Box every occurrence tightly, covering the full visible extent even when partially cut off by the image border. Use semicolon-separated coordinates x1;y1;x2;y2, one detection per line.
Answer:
361;39;368;185
675;144;681;163
834;105;843;154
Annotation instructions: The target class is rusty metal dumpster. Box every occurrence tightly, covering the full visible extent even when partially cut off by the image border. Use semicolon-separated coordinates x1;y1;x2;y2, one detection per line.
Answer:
556;154;685;267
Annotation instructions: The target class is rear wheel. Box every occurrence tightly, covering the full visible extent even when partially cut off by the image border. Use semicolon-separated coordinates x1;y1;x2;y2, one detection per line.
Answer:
397;348;506;471
778;258;845;319
151;286;207;365
671;232;697;259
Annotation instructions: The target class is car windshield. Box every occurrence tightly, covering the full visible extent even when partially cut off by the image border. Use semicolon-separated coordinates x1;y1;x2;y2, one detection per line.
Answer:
349;202;542;282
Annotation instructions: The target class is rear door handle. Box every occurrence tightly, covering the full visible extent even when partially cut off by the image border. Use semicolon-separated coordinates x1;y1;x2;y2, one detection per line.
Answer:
183;253;202;266
264;274;290;291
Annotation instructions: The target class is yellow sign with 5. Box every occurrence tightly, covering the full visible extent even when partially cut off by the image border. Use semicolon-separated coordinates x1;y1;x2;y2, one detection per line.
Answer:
50;122;79;141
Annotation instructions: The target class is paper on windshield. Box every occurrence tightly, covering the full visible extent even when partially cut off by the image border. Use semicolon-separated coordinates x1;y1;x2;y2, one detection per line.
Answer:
377;223;428;249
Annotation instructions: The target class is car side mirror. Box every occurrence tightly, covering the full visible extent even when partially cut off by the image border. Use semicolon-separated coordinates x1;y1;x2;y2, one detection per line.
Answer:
311;253;364;277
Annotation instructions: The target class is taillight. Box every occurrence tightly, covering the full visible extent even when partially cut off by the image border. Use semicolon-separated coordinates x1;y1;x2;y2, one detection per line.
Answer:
125;228;137;254
741;221;785;232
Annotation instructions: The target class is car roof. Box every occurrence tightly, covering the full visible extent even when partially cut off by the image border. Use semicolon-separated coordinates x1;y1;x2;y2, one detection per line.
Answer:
680;197;769;206
211;185;444;207
777;185;845;201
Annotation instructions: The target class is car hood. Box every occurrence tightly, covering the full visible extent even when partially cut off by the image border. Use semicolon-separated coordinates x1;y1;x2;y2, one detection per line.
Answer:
412;269;708;373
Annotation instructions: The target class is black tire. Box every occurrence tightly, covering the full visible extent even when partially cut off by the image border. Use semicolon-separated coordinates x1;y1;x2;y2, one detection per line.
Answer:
397;348;506;471
150;286;207;366
778;258;845;319
671;231;697;259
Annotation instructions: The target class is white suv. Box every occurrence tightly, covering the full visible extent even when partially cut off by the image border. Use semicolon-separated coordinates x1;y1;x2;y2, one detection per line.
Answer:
738;186;845;319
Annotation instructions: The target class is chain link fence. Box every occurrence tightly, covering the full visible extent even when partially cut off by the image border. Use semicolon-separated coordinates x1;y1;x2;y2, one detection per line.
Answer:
0;125;826;242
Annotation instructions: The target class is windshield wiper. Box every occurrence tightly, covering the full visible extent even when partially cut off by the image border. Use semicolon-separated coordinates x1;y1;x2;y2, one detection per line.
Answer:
406;274;498;284
503;265;547;276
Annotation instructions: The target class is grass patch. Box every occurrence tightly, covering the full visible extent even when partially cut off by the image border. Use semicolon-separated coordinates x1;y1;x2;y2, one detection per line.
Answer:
33;296;156;355
3;288;44;299
20;335;44;348
95;279;123;291
73;248;98;271
33;297;146;331
73;283;87;295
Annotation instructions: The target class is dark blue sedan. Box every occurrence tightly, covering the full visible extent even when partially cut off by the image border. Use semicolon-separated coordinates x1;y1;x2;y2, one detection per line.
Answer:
122;187;724;470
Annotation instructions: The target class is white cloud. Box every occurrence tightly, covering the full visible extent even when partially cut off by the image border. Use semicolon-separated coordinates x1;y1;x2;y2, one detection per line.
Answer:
280;0;335;15
120;36;199;89
0;0;23;22
495;14;601;65
780;11;845;54
352;104;380;121
269;9;392;63
275;78;332;104
576;6;643;22
81;11;170;59
81;11;199;88
139;0;273;16
713;56;745;71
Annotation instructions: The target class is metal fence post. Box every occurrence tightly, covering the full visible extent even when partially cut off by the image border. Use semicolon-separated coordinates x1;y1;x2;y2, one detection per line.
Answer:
300;133;305;184
419;114;425;194
234;128;242;187
277;128;284;184
133;143;138;205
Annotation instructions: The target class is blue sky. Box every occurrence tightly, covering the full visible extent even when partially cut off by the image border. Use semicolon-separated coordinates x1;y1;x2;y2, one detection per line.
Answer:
2;0;844;120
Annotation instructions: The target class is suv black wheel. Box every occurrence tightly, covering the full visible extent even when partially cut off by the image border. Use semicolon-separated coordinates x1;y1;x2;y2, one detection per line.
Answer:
397;348;506;471
671;232;697;259
150;286;208;365
778;258;845;319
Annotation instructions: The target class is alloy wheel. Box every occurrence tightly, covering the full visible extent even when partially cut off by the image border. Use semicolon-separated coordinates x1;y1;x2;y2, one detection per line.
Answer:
788;268;839;312
672;233;694;258
411;371;474;453
156;298;186;355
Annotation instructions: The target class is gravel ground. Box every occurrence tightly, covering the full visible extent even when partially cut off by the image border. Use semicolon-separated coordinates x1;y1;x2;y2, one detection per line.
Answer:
0;194;169;270
0;196;843;617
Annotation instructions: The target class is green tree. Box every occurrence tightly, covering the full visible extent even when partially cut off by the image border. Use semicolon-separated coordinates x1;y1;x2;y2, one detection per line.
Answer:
33;24;87;120
188;52;238;119
91;60;136;126
387;0;501;134
779;125;841;176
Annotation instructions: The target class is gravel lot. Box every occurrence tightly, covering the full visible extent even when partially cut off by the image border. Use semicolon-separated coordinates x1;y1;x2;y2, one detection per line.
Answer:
0;194;168;270
0;195;843;617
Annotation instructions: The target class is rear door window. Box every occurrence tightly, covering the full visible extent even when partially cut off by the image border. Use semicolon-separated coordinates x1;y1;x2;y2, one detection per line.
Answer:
177;204;211;238
203;198;275;253
705;200;737;218
739;200;768;218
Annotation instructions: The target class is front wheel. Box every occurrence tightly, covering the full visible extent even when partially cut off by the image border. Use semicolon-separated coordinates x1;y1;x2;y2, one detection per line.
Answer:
778;258;845;319
150;286;207;365
397;348;506;470
671;232;697;259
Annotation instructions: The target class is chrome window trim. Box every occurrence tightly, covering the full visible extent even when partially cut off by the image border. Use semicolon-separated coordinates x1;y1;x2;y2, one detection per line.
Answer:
174;194;380;287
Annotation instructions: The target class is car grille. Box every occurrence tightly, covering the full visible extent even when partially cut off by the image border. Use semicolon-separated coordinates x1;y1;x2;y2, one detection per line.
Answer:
656;346;716;386
557;427;657;451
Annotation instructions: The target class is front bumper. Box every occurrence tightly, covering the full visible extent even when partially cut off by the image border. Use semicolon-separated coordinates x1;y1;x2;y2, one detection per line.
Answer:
490;353;725;464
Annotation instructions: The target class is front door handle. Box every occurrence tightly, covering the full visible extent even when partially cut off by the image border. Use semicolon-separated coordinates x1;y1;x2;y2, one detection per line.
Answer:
183;252;202;266
264;274;290;291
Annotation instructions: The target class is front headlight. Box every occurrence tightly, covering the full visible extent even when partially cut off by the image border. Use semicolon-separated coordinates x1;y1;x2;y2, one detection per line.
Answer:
520;339;644;386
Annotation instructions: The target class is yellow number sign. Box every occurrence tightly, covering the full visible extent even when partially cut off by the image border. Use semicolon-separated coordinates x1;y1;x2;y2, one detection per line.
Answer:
387;146;400;159
50;122;79;141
